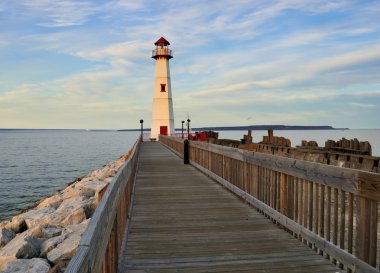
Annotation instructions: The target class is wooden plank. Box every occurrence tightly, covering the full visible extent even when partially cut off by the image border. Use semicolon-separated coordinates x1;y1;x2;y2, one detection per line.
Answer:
280;173;288;216
191;161;379;273
347;193;354;254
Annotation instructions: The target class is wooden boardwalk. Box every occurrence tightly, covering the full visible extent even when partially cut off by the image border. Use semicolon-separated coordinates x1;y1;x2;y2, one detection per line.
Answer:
120;142;344;273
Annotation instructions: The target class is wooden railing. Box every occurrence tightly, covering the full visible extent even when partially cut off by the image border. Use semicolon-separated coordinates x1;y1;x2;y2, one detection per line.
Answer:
160;135;380;273
66;138;141;273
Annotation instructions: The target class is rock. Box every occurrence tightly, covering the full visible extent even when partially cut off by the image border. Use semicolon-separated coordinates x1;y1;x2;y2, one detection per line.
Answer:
56;196;92;218
46;220;89;264
41;227;62;238
65;219;90;234
40;234;66;258
61;183;95;199
36;194;63;209
0;227;42;270
89;165;118;180
61;207;87;226
46;232;81;264
0;227;16;247
0;221;10;228
47;260;69;273
5;218;27;234
12;207;56;229
1;258;50;273
76;177;110;203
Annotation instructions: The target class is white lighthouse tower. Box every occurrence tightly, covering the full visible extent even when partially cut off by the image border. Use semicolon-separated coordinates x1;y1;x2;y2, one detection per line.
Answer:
151;37;175;140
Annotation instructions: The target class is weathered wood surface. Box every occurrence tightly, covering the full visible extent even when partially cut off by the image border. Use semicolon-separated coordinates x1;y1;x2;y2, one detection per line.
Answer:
160;135;380;272
121;142;344;272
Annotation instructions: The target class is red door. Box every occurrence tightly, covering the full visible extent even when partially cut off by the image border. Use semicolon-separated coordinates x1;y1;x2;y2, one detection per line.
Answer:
160;126;168;136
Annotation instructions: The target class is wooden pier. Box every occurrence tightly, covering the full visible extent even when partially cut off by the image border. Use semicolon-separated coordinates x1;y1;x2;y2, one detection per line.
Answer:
120;142;344;272
66;136;380;273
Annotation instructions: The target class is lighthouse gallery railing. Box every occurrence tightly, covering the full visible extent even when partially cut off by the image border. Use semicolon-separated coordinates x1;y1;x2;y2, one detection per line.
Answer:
66;138;141;273
160;135;380;273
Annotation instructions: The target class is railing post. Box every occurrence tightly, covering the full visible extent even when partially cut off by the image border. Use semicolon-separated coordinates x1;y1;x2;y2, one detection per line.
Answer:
184;140;189;164
355;196;378;267
280;173;289;217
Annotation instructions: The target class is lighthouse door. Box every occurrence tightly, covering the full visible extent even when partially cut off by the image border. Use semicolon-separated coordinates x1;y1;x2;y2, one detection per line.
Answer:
160;126;168;136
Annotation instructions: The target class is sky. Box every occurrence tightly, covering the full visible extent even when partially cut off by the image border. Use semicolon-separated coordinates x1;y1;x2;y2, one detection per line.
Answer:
0;0;379;130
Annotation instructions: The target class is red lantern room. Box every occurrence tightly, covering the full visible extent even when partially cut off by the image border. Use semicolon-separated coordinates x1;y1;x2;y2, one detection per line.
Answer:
152;37;173;59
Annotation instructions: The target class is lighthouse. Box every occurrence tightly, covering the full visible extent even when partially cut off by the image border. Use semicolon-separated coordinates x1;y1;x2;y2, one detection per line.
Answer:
151;37;175;140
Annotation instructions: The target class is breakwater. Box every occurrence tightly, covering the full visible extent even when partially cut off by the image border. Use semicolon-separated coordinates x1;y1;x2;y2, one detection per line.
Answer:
0;130;140;222
0;148;133;272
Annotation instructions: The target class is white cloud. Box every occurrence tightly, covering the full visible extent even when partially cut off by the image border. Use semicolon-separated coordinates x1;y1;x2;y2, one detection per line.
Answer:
0;67;152;129
0;39;9;48
1;0;379;129
75;41;148;67
348;102;377;109
22;0;97;27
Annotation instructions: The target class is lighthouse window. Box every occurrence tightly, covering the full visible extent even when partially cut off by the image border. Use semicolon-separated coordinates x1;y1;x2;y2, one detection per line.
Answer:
160;84;166;92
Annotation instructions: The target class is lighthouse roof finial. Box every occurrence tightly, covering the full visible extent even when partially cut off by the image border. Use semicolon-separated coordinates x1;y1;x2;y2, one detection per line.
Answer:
154;37;170;46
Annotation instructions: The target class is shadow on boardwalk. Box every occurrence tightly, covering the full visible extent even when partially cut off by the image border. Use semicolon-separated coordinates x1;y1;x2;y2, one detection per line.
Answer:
120;142;344;273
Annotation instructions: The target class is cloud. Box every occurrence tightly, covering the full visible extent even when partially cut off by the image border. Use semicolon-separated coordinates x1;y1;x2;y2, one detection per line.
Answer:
1;0;379;129
75;41;148;68
22;0;98;27
348;102;377;109
0;39;9;48
0;66;152;129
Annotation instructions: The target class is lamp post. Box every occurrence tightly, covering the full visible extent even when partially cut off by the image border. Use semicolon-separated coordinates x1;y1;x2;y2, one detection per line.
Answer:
181;120;185;139
187;118;191;140
140;119;144;142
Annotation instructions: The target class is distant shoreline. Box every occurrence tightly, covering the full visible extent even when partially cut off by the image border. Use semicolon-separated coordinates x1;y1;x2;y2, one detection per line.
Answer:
189;125;349;131
119;125;349;132
0;125;350;132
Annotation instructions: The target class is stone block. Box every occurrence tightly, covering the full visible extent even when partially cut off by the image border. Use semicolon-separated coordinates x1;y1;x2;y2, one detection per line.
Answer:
0;227;42;270
0;258;50;273
36;194;63;209
12;207;56;230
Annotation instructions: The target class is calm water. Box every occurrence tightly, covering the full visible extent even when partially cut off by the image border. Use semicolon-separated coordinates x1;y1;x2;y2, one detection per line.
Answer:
0;129;379;221
218;129;380;156
0;130;140;221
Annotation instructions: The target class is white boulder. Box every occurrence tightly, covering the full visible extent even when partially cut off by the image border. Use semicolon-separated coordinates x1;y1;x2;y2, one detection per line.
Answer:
46;219;89;264
12;207;56;230
40;234;66;258
0;227;42;270
36;194;62;209
0;258;50;273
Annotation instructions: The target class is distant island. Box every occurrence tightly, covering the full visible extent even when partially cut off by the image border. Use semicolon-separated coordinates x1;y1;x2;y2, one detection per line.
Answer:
118;125;348;132
190;125;348;131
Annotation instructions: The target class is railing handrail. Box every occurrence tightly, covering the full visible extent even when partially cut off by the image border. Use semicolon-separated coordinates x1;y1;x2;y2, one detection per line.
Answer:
192;140;380;201
160;135;380;200
66;138;141;273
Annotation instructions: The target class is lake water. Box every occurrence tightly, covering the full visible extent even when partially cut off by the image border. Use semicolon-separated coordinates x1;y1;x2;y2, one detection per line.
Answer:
0;130;140;221
0;129;379;221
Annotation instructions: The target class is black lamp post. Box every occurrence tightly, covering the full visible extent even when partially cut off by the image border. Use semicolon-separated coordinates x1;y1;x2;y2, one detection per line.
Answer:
187;118;191;140
140;119;144;142
181;120;185;139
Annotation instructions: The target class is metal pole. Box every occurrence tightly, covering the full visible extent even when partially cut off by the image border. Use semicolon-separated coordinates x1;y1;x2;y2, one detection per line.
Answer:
187;118;190;140
140;119;143;142
181;120;184;139
184;140;189;164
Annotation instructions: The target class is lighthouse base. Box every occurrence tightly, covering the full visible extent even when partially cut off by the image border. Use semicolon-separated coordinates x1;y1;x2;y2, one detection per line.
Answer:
151;119;174;140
